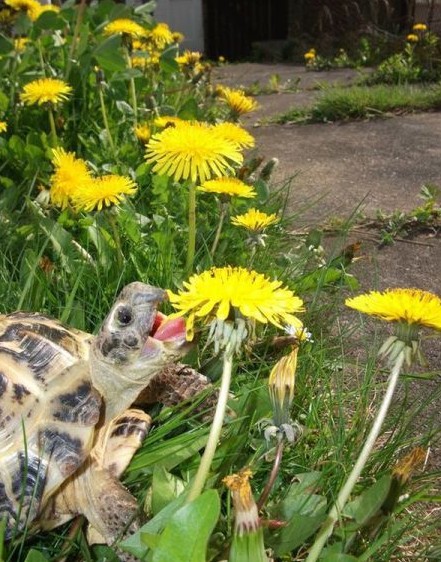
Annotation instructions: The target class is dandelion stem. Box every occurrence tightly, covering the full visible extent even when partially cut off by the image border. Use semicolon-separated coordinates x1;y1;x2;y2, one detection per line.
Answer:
305;352;405;562
65;0;87;80
124;49;138;126
186;182;197;274
48;106;58;145
98;86;117;158
210;199;228;257
257;439;284;510
107;210;124;269
187;352;233;502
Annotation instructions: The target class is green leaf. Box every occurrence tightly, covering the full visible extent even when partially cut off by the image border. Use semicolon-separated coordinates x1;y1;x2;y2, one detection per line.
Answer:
0;517;5;560
343;474;392;525
0;90;8;112
178;98;199;120
93;36;126;72
24;549;49;562
0;33;13;55
269;513;326;556
33;11;65;30
268;472;327;556
120;494;187;558
320;555;359;562
128;427;208;472
153;490;220;562
152;466;185;515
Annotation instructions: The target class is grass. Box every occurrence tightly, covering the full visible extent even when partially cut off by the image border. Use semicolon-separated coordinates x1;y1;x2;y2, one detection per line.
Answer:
274;83;441;123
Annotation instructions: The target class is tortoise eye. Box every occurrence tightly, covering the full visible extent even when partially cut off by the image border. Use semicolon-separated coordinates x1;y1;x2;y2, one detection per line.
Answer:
117;306;133;326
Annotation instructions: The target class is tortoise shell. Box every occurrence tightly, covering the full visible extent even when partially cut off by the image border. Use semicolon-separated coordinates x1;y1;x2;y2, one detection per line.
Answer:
0;312;102;538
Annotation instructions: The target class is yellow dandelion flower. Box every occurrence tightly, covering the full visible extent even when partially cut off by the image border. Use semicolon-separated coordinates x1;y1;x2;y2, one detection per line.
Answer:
72;174;137;212
134;122;151;144
231;208;279;231
154;115;186;129
145;121;244;184
213;122;255;149
21;78;72;106
176;50;202;66
103;18;146;38
304;49;316;61
217;85;258;115
345;288;441;331
198;177;256;198
50;148;92;209
0;121;7;133
14;37;29;52
412;23;427;32
147;22;174;49
168;266;304;340
406;33;419;42
5;0;40;20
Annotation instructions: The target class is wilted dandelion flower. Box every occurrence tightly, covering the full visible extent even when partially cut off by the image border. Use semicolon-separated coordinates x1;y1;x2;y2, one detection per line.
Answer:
406;33;419;42
168;266;304;351
50;148;92;209
198;177;256;198
172;31;184;43
223;469;268;562
0;8;14;24
103;18;146;38
346;288;441;364
14;37;29;52
72;175;137;212
213;122;255;149
217;86;258;115
0;121;6;133
145;121;243;184
21;78;72;106
134;122;151;144
5;0;40;20
232;208;279;231
413;23;427;32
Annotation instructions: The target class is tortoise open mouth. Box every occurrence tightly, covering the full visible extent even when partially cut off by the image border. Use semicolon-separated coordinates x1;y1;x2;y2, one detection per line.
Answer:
150;312;187;342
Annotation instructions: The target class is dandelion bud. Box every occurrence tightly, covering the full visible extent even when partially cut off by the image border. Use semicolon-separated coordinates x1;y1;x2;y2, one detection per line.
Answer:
381;447;426;515
223;469;268;562
268;346;298;426
258;157;279;182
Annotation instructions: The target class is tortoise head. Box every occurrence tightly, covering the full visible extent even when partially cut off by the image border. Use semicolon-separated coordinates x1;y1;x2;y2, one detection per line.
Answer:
90;283;189;411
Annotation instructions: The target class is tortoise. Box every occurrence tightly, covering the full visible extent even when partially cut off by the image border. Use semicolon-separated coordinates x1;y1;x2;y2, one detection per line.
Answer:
0;282;210;560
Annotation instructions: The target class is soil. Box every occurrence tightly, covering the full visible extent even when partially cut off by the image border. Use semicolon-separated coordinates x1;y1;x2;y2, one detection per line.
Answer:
213;63;441;469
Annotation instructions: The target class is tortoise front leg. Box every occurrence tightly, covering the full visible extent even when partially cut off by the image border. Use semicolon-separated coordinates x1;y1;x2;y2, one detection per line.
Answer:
41;410;151;561
136;363;216;410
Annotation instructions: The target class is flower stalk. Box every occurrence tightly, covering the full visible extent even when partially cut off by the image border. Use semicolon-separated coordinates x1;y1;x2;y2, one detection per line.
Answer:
186;351;233;502
98;84;117;158
186;182;197;274
306;351;405;562
210;198;228;257
48;106;58;145
124;49;138;126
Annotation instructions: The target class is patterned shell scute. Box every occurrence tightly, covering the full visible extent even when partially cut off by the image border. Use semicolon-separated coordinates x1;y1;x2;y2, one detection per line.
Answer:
0;313;102;538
